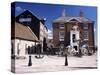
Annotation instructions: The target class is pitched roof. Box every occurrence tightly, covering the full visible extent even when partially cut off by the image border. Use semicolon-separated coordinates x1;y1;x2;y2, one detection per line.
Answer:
12;22;39;41
53;9;93;23
16;10;41;20
53;16;93;23
16;10;48;30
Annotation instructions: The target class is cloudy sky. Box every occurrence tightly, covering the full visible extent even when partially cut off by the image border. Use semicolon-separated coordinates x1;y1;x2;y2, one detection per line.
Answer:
11;2;97;46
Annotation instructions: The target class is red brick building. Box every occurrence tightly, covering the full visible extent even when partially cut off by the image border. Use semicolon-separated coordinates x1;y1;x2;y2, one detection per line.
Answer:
52;9;95;51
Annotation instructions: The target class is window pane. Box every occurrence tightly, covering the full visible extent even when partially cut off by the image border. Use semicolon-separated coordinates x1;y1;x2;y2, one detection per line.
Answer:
83;31;88;40
19;18;32;22
84;26;88;29
59;24;64;29
59;31;64;41
17;43;20;55
59;38;64;41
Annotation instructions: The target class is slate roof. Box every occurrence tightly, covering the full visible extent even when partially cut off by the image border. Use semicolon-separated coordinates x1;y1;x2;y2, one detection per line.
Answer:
53;16;93;23
12;22;39;42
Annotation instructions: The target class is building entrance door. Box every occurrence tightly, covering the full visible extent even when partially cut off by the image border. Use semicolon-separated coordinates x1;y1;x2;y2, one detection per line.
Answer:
74;46;77;51
43;37;47;52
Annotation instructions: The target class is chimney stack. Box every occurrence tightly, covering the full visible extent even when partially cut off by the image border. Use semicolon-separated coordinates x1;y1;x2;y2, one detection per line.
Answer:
79;9;84;17
61;9;66;17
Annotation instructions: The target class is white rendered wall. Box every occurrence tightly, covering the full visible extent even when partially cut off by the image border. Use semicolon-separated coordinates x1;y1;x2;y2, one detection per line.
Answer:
39;22;48;52
11;39;35;57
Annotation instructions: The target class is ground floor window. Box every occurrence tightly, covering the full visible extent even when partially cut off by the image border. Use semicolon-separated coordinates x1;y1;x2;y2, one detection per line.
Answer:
28;46;31;54
17;43;20;55
25;44;28;54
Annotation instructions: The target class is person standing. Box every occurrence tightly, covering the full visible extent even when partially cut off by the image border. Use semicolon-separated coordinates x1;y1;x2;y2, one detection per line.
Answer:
38;43;41;58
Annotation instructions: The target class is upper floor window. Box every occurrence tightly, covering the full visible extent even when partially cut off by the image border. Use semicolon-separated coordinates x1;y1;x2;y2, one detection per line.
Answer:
80;23;88;30
19;15;32;22
27;15;31;18
83;31;88;40
19;18;32;22
83;25;88;30
59;31;64;41
59;24;64;29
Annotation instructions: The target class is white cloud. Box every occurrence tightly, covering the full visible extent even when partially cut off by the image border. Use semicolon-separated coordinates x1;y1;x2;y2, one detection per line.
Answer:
48;29;52;34
48;29;53;39
16;6;23;12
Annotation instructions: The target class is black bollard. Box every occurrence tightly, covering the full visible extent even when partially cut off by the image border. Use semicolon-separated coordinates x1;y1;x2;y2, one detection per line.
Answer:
65;54;68;66
78;49;82;57
28;55;32;66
